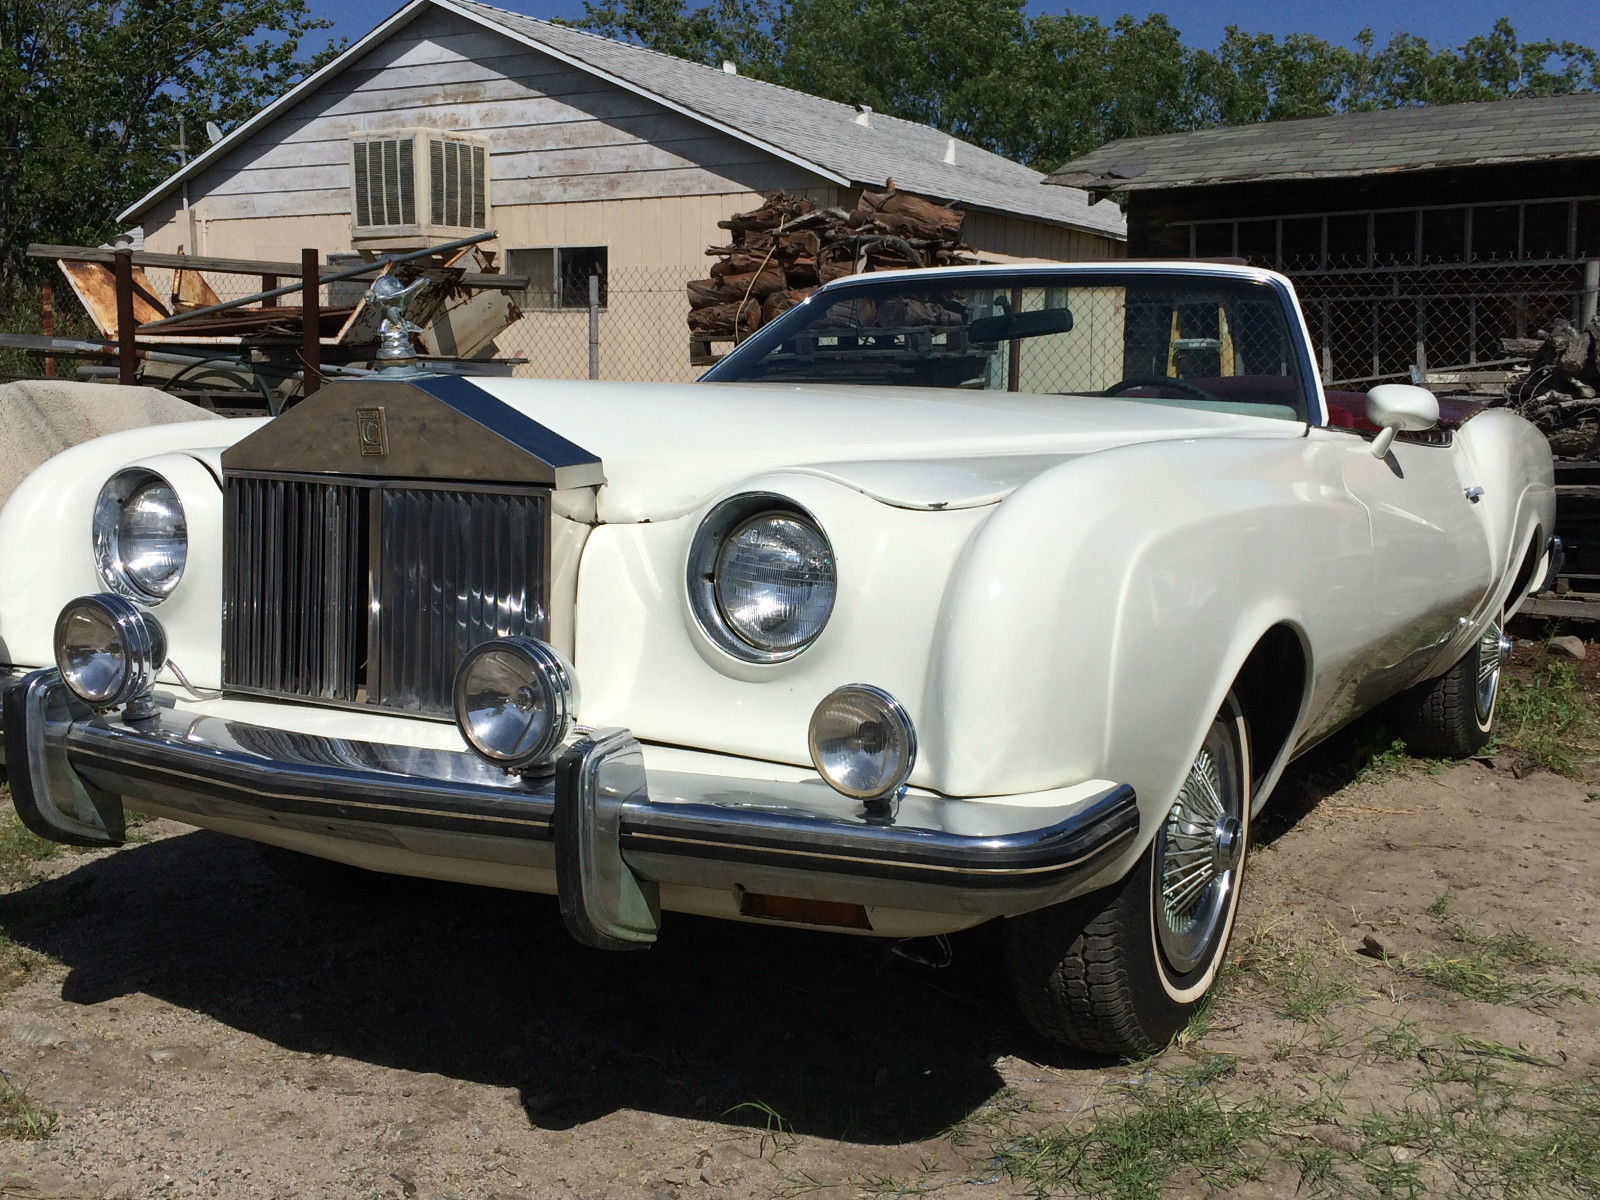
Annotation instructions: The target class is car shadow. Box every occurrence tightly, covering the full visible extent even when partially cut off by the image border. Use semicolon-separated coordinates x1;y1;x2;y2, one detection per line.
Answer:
0;828;1035;1141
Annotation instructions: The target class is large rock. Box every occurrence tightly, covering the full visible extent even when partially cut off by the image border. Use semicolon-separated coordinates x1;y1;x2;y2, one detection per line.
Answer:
0;380;221;508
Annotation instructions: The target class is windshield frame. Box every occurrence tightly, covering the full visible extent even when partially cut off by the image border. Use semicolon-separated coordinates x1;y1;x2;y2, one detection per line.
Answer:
699;263;1324;428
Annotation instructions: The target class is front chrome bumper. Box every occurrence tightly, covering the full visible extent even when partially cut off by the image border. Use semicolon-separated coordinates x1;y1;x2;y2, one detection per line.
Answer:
0;669;1138;947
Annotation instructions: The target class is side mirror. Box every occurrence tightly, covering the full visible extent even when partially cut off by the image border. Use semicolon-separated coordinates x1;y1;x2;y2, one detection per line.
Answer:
1365;384;1439;458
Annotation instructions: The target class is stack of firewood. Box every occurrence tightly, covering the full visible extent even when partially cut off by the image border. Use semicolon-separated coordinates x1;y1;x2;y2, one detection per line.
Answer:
1500;315;1600;457
687;187;972;339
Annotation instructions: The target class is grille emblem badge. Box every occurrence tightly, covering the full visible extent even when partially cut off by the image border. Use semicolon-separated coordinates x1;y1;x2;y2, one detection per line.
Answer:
357;407;389;458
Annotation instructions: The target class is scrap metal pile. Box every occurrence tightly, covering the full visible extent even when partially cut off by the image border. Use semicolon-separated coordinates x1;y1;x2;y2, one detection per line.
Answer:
1500;316;1600;458
687;187;973;341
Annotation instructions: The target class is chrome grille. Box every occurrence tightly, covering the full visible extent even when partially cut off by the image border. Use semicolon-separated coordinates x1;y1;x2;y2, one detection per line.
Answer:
223;474;549;717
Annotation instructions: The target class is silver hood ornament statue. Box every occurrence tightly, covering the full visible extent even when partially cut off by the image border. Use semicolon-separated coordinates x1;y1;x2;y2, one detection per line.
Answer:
368;273;428;371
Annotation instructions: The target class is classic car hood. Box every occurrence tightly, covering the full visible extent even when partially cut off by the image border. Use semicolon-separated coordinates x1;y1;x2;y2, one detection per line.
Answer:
469;379;1302;521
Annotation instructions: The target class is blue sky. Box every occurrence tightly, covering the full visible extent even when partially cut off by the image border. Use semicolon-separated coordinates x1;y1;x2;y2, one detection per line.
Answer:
320;0;1600;53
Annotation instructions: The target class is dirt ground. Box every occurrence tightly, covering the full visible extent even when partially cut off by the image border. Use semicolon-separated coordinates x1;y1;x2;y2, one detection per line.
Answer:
0;638;1597;1199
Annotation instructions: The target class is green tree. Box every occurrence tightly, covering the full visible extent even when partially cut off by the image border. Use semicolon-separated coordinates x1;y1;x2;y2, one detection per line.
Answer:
0;0;340;283
575;1;1600;171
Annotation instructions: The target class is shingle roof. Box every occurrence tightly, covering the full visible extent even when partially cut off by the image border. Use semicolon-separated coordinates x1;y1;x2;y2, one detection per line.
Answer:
450;0;1122;236
1046;92;1600;194
121;0;1123;239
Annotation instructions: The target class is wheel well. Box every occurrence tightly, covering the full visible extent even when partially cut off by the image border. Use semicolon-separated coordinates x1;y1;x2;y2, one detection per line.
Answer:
1506;526;1544;606
1230;624;1309;795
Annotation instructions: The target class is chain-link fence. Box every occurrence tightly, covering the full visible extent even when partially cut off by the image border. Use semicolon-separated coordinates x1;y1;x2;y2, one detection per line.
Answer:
494;265;700;383
1273;255;1600;390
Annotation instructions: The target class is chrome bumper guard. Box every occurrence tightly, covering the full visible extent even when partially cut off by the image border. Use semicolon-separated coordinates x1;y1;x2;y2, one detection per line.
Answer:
1;669;1138;950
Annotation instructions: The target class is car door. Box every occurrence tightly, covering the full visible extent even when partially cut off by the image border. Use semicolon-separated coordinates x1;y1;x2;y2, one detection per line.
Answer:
1315;424;1494;700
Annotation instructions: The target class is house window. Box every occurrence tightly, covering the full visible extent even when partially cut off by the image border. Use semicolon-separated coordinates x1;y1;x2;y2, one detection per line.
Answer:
505;246;608;310
350;130;489;241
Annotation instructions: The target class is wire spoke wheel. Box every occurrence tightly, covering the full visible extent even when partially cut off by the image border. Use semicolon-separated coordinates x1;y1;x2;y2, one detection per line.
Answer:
1475;619;1510;727
1152;733;1244;976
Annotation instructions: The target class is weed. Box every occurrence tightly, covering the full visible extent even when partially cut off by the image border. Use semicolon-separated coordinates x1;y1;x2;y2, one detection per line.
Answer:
0;807;60;889
724;1100;797;1157
1353;734;1412;783
1228;919;1361;1020
1406;922;1592;1009
0;1084;56;1141
994;1059;1280;1200
1492;655;1600;777
1424;888;1457;918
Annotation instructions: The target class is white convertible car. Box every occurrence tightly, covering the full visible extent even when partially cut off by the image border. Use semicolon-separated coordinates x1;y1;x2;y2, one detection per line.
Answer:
0;263;1555;1057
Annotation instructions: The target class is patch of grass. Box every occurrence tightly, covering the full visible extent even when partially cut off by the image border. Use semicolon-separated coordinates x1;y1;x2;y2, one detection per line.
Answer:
1228;920;1362;1020
1492;655;1600;777
994;1059;1284;1200
0;1084;56;1141
0;809;60;889
1424;888;1457;918
1406;922;1593;1010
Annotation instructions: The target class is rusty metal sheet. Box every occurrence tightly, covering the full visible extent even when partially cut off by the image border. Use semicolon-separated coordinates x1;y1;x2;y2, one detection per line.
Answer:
417;289;519;358
57;260;168;338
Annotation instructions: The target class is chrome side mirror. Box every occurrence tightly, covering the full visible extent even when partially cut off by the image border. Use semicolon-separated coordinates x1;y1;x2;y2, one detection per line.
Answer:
1365;384;1439;458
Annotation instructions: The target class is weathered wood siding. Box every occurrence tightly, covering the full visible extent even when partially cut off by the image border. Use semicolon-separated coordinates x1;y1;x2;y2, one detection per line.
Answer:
184;6;820;225
962;210;1123;261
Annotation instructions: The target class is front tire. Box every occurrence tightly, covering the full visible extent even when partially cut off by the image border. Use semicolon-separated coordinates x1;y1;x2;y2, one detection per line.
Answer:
1394;615;1510;758
1004;696;1251;1058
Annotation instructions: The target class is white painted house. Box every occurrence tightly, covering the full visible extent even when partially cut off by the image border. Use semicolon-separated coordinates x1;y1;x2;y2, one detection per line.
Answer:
120;0;1125;380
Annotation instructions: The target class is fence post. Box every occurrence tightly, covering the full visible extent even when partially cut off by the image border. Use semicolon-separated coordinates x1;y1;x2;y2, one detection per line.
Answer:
1584;260;1599;328
301;248;321;400
114;248;137;385
262;274;277;309
40;282;54;379
588;274;600;380
1414;298;1428;382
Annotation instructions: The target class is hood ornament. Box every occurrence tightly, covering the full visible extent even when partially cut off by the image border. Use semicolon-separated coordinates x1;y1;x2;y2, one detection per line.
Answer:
368;274;428;373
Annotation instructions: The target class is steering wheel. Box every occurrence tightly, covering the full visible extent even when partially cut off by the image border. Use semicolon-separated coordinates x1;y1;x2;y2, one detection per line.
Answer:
1103;375;1220;404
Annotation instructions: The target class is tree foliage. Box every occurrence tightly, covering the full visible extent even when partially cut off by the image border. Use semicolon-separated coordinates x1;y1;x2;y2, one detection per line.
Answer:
0;0;340;282
575;1;1600;169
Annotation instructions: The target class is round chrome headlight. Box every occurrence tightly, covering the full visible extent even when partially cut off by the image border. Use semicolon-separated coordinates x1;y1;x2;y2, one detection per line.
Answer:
54;594;168;709
453;637;579;771
808;684;917;801
688;495;836;663
93;469;187;602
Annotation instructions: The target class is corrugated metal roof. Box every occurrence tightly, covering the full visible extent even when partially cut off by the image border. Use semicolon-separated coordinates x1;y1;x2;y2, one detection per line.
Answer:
1046;92;1600;193
122;0;1123;239
448;0;1121;235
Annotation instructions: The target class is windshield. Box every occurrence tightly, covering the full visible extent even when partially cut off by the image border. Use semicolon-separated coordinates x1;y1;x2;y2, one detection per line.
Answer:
702;270;1310;423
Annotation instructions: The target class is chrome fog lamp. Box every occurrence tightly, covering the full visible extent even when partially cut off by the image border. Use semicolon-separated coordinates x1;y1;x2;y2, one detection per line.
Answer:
808;684;917;806
453;637;579;771
54;594;168;717
93;468;188;602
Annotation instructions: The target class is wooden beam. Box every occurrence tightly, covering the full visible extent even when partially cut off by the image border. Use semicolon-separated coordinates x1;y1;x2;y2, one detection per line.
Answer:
114;249;136;385
301;248;321;400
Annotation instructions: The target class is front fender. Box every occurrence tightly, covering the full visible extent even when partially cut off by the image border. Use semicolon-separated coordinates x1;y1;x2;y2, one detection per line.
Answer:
925;435;1366;845
0;420;257;674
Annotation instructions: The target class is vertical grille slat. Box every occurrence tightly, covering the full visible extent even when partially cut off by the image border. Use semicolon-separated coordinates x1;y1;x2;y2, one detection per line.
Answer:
223;476;548;718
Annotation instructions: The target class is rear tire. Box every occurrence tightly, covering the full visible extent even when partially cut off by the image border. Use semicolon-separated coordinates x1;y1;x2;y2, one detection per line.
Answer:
1394;615;1509;758
1004;696;1250;1058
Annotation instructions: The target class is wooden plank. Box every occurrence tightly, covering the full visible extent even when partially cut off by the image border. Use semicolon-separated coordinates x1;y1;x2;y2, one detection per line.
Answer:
55;258;168;337
1519;594;1600;620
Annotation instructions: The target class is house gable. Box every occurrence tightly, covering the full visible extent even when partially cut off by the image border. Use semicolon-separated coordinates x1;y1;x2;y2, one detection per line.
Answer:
142;6;826;223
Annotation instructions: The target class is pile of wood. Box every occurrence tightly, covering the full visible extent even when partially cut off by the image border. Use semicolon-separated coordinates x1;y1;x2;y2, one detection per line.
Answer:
1501;316;1600;457
687;187;972;340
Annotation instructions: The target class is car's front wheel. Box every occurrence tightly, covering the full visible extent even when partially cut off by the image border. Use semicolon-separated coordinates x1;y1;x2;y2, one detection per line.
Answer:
1004;695;1250;1058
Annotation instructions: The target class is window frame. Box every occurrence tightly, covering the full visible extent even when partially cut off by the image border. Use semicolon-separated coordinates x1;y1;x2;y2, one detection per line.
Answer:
503;245;609;312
